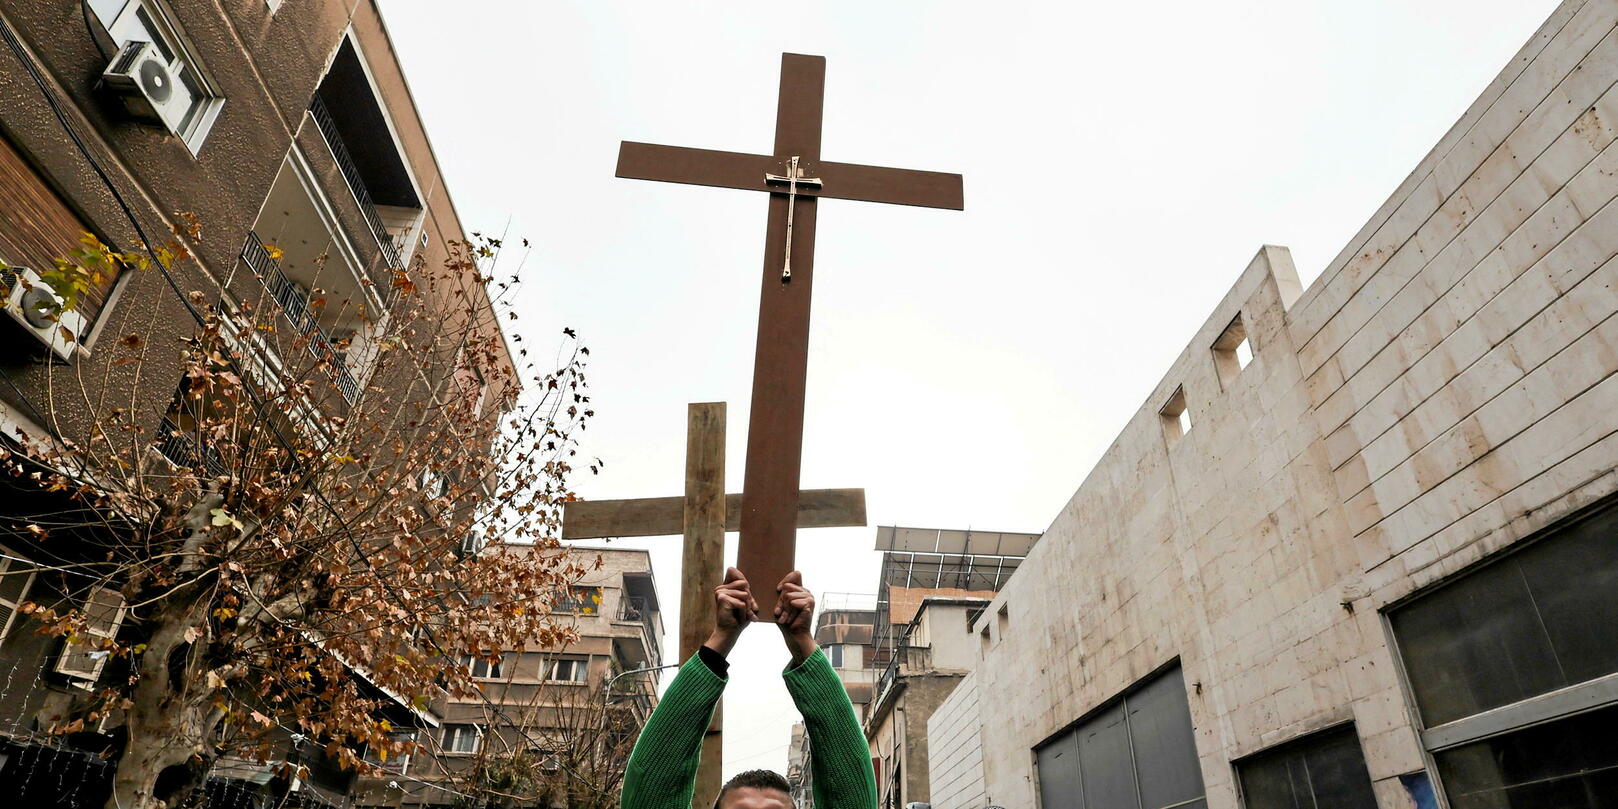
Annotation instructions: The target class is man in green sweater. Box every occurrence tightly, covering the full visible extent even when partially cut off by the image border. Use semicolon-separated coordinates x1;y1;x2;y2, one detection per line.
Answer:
620;567;877;809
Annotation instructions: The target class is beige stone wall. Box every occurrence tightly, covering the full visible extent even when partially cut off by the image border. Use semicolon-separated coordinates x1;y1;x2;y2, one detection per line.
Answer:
926;672;987;809
969;2;1618;807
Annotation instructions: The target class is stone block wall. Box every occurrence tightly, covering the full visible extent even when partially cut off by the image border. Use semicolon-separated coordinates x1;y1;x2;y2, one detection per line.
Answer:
966;1;1618;806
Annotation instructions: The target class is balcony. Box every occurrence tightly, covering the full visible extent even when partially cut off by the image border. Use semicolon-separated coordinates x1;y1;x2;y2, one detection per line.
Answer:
873;645;931;708
154;416;225;476
308;38;424;278
308;95;404;275
240;231;360;404
614;596;662;669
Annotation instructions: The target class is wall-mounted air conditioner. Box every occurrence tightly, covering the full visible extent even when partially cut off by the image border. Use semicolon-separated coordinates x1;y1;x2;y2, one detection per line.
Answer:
101;40;188;135
2;266;87;362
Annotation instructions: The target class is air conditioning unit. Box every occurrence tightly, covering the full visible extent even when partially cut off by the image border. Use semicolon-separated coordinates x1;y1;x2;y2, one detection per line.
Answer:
2;266;87;362
101;40;188;134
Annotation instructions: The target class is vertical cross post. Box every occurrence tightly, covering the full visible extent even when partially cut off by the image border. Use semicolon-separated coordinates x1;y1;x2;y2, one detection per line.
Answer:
681;402;726;807
736;54;825;610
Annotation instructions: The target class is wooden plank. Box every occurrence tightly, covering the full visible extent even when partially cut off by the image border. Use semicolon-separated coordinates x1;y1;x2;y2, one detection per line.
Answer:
681;403;726;809
617;142;964;210
561;496;685;540
561;488;866;539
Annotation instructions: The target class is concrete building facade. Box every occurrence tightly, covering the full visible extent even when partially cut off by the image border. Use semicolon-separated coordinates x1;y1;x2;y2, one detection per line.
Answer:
941;2;1618;808
866;596;989;809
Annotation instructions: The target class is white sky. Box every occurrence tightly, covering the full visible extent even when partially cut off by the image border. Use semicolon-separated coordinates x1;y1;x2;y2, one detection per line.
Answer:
379;0;1562;782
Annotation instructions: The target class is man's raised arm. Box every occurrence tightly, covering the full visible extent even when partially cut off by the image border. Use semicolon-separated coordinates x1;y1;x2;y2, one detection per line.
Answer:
620;568;758;809
775;572;879;809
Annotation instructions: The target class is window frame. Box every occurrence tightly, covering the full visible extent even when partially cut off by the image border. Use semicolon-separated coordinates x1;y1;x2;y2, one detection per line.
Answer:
1233;721;1377;809
54;585;127;685
441;723;481;755
95;0;225;153
0;548;38;648
549;657;589;684
1380;499;1618;806
462;654;503;680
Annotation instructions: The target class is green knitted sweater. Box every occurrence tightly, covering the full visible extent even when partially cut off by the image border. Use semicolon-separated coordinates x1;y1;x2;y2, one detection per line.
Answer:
620;647;877;809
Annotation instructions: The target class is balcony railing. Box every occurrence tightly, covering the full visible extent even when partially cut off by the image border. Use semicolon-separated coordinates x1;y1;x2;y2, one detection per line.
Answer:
241;232;360;404
618;597;661;667
308;95;405;277
154;416;226;477
874;645;931;707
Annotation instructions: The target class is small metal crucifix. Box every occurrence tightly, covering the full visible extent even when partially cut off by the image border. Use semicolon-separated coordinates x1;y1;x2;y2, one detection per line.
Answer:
765;156;821;281
616;53;964;609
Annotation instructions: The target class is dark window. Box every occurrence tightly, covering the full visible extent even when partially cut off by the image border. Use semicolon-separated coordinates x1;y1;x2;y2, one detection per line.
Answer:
1036;664;1206;809
1434;703;1618;809
1389;505;1618;727
1390;502;1618;809
1238;725;1377;809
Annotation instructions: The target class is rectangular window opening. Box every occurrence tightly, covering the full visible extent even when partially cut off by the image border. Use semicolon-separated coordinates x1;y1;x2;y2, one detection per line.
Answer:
441;724;480;754
1036;664;1205;809
1160;386;1191;441
463;654;502;680
1212;313;1252;388
550;657;589;683
1236;724;1377;809
1389;500;1618;807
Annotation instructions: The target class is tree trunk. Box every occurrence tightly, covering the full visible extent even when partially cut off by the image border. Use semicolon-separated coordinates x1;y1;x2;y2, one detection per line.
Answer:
105;597;210;809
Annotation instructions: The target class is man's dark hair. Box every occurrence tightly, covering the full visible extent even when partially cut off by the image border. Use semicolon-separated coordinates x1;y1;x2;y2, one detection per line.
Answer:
714;769;792;807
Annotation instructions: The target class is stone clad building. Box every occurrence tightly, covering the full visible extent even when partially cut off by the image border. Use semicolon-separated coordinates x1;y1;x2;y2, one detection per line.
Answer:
934;1;1618;808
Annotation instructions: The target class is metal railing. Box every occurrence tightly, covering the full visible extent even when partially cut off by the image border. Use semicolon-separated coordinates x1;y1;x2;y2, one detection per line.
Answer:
874;645;931;707
308;95;405;276
617;597;661;667
154;416;226;477
241;232;360;404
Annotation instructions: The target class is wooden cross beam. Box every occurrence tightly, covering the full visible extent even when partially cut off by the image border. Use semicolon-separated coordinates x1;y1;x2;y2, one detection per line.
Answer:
617;54;961;611
559;402;865;807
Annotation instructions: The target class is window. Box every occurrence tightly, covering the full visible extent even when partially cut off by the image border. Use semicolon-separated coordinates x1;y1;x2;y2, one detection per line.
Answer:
1389;503;1618;808
1237;725;1376;809
54;586;126;683
441;724;480;754
826;644;844;668
0;550;37;647
1035;664;1205;809
0;137;120;326
1213;313;1253;387
419;468;448;499
550;658;589;683
93;1;223;152
1160;386;1192;441
363;730;415;774
555;586;603;615
463;654;502;680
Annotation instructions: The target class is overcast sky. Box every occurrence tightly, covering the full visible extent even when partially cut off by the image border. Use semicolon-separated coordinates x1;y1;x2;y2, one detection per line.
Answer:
379;0;1561;781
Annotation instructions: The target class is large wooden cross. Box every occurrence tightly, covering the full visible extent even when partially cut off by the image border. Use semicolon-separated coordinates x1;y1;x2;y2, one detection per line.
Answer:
560;402;866;807
617;53;964;606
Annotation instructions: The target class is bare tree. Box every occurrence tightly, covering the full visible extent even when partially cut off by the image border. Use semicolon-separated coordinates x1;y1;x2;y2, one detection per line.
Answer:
1;228;595;809
439;648;652;809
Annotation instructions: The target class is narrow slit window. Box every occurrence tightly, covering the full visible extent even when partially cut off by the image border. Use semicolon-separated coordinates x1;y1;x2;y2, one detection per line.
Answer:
1161;386;1191;441
1213;314;1252;387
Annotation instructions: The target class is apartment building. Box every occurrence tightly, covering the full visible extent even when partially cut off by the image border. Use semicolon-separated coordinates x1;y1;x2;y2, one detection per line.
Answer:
0;1;507;806
361;546;664;809
935;2;1618;807
786;598;878;808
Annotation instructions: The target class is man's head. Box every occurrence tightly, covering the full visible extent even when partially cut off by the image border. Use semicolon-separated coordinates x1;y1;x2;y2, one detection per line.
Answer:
714;769;792;809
